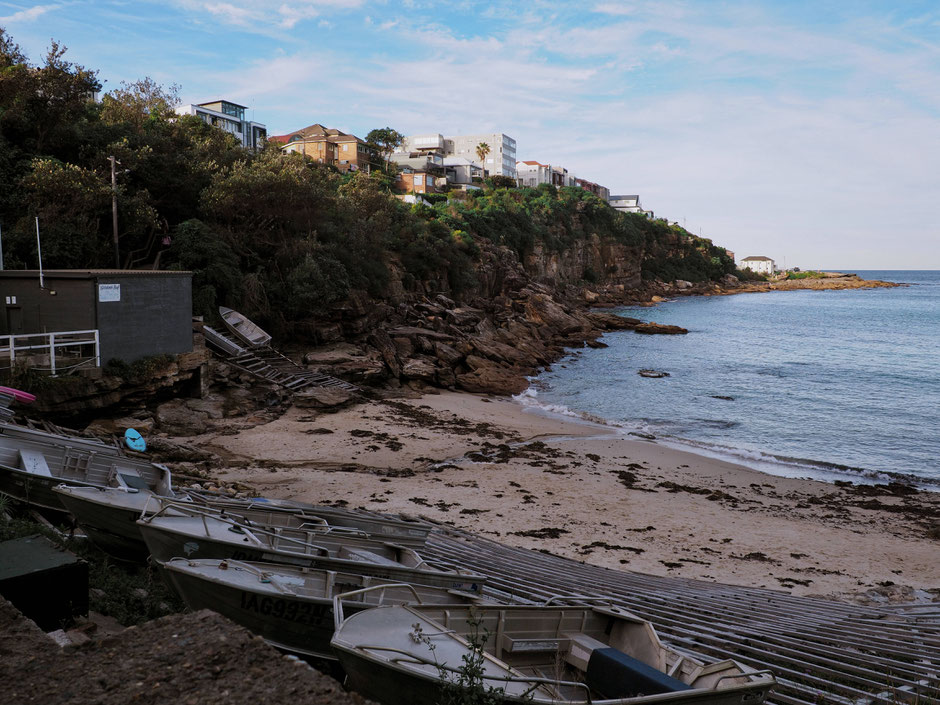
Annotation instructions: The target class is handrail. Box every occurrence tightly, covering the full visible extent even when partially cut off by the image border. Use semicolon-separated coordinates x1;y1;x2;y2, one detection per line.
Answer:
331;584;424;630
0;329;100;376
343;644;593;702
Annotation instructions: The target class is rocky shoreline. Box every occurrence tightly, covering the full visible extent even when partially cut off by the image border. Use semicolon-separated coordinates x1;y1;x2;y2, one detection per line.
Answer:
289;272;898;399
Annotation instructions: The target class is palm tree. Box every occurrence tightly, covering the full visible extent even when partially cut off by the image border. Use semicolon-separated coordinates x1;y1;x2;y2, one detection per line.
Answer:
475;142;491;179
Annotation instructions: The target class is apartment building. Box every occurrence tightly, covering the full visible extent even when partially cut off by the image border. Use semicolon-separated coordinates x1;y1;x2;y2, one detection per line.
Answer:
390;152;446;193
610;195;654;218
575;177;610;201
402;132;518;179
175;100;266;150
270;123;372;172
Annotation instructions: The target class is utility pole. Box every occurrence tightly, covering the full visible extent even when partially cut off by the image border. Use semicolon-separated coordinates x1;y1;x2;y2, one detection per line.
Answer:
109;155;120;268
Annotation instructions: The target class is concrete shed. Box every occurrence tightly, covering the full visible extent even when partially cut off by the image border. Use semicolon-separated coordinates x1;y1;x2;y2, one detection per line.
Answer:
0;270;193;364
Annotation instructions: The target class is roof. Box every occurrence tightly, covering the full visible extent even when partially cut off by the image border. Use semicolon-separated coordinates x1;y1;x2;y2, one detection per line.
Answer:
275;123;367;146
197;100;248;109
518;160;546;167
610;195;639;200
0;269;193;278
740;256;773;261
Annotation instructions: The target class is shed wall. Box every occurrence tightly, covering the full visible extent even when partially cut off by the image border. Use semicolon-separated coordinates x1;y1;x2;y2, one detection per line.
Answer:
95;275;192;363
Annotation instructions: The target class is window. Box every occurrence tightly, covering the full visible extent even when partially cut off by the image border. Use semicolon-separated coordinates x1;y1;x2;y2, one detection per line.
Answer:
414;174;424;184
342;144;348;151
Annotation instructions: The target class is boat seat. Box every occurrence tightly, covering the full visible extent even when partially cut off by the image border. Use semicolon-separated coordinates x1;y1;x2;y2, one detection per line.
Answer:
586;647;693;698
19;450;52;476
338;547;400;566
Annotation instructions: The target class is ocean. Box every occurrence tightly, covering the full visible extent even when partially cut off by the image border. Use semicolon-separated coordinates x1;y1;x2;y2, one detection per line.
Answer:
521;271;940;488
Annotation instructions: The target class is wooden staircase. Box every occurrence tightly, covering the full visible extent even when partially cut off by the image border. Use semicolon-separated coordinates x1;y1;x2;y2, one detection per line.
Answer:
203;326;358;394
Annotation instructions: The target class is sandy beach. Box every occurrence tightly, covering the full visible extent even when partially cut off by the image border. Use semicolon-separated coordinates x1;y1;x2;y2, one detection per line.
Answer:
196;390;938;605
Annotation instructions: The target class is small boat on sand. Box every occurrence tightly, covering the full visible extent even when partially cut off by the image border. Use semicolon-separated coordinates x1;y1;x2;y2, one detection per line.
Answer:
331;603;775;705
138;505;486;595
218;306;272;348
163;559;483;660
185;490;432;549
0;423;172;514
53;487;432;561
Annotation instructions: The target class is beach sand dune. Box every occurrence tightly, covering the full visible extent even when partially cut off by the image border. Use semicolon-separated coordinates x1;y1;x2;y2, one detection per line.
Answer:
202;391;939;604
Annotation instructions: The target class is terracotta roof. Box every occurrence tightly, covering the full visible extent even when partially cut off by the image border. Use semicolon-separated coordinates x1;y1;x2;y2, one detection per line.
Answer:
268;135;289;144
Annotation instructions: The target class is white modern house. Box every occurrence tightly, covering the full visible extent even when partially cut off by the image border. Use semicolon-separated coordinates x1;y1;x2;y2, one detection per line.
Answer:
516;160;553;187
739;256;776;274
174;100;266;150
402;132;518;179
609;195;654;217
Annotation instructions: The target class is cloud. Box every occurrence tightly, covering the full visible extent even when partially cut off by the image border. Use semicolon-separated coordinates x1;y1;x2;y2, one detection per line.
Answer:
0;3;59;23
172;0;364;32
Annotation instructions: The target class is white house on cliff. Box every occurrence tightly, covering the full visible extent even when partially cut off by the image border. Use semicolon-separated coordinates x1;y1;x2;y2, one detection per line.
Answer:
739;256;775;275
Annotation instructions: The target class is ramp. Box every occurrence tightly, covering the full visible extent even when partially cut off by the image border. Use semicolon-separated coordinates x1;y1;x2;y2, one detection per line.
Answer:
203;326;358;394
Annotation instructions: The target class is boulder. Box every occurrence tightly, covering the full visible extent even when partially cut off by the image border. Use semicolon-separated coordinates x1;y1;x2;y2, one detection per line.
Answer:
433;341;464;366
634;322;688;335
330;357;387;383
674;280;693;290
293;386;357;409
586;312;642;330
456;366;529;396
523;294;585;335
154;399;209;436
368;329;401;378
471;337;536;367
85;416;155;436
638;369;670;378
302;344;366;366
444;307;484;328
400;356;438;381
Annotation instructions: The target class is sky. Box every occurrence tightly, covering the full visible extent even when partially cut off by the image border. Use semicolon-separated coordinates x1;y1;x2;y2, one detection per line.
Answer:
2;1;939;269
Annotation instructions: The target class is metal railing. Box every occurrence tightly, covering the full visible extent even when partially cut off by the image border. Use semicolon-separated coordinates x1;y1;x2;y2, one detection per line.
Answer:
0;329;100;376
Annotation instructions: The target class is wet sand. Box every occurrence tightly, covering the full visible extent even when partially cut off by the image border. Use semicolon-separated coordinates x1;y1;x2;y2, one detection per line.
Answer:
199;391;939;605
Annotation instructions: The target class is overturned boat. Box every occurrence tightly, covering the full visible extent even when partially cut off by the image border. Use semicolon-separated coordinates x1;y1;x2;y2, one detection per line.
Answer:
164;559;483;660
138;505;485;595
331;603;775;705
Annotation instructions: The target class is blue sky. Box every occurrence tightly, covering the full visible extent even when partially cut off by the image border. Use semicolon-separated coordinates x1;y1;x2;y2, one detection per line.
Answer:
2;1;939;269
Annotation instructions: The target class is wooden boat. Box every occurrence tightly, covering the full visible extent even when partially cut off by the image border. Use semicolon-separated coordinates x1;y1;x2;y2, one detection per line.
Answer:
137;505;486;595
331;603;775;705
218;306;272;348
163;559;482;660
0;423;172;513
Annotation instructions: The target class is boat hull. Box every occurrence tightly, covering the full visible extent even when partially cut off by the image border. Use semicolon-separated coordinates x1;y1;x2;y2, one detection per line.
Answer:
336;646;772;705
138;519;485;595
164;565;350;659
53;488;153;560
0;467;95;513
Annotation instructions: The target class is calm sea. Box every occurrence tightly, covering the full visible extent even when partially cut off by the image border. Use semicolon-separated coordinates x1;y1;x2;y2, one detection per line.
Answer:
521;271;940;488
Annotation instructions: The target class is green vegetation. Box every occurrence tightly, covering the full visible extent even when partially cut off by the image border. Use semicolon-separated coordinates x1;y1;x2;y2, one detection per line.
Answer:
786;270;825;280
1;28;736;341
103;354;175;383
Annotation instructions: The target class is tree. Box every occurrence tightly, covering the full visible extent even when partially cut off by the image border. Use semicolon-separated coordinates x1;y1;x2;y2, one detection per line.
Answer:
0;40;101;154
100;77;180;134
475;142;491;178
365;127;404;171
